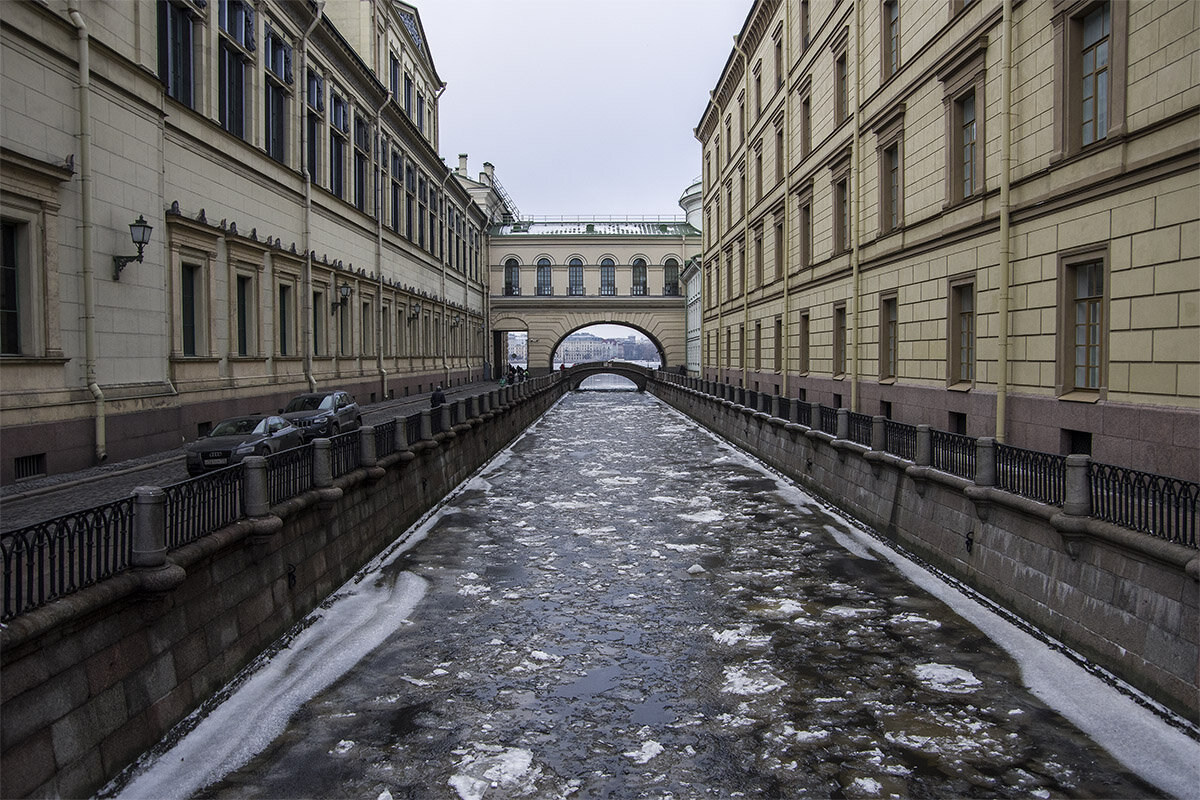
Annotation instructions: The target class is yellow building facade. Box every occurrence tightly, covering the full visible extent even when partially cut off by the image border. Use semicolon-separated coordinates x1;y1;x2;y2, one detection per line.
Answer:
697;0;1199;478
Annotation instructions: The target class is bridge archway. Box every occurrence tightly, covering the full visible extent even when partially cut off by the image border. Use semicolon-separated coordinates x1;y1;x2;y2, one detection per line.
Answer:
548;320;666;372
562;362;653;392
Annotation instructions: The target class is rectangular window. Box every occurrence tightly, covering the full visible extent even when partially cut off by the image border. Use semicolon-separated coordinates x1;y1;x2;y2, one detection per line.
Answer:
799;195;812;269
382;305;391;356
405;162;416;240
801;0;810;50
753;227;764;287
158;0;194;107
1;221;20;355
799;311;811;374
235;274;251;356
800;89;812;158
754;321;762;371
775;126;785;183
312;290;324;356
417;92;426;134
600;265;616;296
389;54;400;102
754;148;763;201
569;264;584;296
880;293;898;379
404;74;413;118
181;263;199;356
754;69;762;117
1072;261;1104;390
505;262;520;295
774;36;784;90
833;304;846;376
774;317;783;372
391;150;403;231
1053;1;1125;160
664;260;679;296
960;91;977;199
880;141;902;233
834;176;851;254
278;283;291;356
774;219;784;282
835;54;849;126
361;301;373;355
353;114;369;211
537;264;552;296
1080;3;1110;147
632;263;647;296
949;279;975;385
330;93;348;198
217;0;252;138
305;69;323;183
264;25;292;164
882;0;900;81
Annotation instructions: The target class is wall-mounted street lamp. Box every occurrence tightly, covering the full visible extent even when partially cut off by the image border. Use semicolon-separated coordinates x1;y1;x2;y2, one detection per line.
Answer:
112;214;153;280
450;314;462;328
330;281;352;315
408;300;423;320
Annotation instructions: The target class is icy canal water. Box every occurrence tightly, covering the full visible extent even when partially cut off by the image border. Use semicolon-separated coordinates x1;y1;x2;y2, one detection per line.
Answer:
111;390;1199;800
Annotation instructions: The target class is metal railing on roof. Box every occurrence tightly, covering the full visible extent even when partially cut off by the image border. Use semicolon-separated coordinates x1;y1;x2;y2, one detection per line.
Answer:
514;215;687;223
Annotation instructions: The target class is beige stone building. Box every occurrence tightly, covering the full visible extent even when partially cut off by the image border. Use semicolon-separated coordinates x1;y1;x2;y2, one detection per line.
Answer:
1;0;490;481
488;215;700;373
697;0;1199;478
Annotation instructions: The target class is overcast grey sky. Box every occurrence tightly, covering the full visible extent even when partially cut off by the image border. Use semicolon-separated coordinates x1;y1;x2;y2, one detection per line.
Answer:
419;0;750;219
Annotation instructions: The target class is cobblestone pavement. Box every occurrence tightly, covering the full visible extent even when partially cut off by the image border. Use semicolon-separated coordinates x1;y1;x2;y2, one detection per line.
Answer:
0;380;502;532
109;390;1195;800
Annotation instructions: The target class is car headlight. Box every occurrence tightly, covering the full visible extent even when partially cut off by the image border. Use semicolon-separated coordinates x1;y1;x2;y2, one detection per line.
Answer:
234;442;256;454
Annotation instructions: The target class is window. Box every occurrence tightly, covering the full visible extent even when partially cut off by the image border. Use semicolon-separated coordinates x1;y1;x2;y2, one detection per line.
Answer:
773;317;783;372
381;304;391;356
1059;252;1107;394
774;35;784;91
799;82;812;159
949;279;975;385
737;242;746;295
833;303;846;376
218;0;252;139
940;41;986;204
835;53;849;126
353;114;369;211
312;290;325;356
329;93;348;199
180;263;201;356
801;0;810;50
882;0;900;81
390;150;403;232
774;219;784;282
833;172;851;255
569;258;584;296
753;227;764;287
754;147;763;202
278;283;292;356
305;70;323;184
235;274;253;356
404;74;413;118
405;161;415;240
632;258;647;296
875;107;905;234
600;258;616;296
725;117;732;163
798;191;812;269
775;126;785;184
158;0;194;107
1053;1;1126;159
754;67;762;117
1;221;22;355
416;92;426;134
724;248;734;299
754;321;762;371
536;258;552;296
664;258;679;296
880;293;898;380
799;311;811;374
504;258;520;296
361;300;373;355
264;25;292;163
389;54;400;103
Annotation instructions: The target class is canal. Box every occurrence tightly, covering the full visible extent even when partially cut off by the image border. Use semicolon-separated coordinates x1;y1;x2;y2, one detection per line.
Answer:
110;387;1199;800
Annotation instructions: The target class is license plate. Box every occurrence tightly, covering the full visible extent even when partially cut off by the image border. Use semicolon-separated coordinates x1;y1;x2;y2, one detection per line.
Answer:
203;457;227;466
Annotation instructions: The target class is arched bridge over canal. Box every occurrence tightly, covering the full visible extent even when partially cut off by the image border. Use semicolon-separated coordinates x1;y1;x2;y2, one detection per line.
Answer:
562;361;653;391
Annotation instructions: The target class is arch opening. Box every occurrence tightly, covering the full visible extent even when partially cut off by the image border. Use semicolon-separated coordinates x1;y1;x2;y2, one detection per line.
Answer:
549;323;664;372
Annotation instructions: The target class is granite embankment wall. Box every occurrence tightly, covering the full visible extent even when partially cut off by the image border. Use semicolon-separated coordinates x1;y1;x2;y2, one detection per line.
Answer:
651;381;1199;720
0;380;567;799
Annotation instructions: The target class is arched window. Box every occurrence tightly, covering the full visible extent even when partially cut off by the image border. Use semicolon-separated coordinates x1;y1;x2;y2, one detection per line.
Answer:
568;257;584;296
536;258;552;296
632;258;647;296
504;258;520;296
664;258;680;296
600;258;616;296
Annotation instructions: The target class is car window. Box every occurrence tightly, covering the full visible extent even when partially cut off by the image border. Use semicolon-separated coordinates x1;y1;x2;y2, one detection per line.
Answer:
319;395;336;411
284;395;321;412
211;419;256;436
252;419;270;435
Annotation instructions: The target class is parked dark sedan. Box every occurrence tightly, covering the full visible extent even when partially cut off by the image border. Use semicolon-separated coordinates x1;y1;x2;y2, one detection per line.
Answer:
185;415;304;476
279;390;361;440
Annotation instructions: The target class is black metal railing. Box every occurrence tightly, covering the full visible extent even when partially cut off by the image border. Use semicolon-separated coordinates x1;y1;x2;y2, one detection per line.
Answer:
777;396;792;422
884;420;917;461
996;444;1065;506
405;412;422;445
374;420;398;459
818;405;839;435
931;430;975;480
164;465;244;550
266;444;314;506
1089;462;1199;548
450;403;461;427
848;412;873;446
747;390;759;411
329;430;360;478
1;497;134;621
794;400;811;427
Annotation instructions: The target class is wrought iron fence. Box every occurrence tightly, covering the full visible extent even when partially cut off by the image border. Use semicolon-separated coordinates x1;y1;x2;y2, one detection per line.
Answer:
884;420;917;461
329;430;360;478
1089;462;1199;548
777;397;792;422
266;444;314;506
747;390;759;410
931;430;975;479
164;465;244;550
1;497;134;622
818;405;839;435
431;408;445;435
996;444;1065;506
405;412;422;445
794;400;811;427
450;402;462;427
374;420;398;459
848;412;873;446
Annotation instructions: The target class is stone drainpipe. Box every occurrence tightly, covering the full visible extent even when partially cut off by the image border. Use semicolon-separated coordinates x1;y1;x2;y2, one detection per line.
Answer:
67;0;106;463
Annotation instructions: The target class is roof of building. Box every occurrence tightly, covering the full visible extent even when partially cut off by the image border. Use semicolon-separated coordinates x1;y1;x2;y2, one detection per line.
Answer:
490;219;700;237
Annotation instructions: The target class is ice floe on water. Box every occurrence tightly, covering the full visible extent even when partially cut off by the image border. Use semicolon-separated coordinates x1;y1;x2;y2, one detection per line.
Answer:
914;663;983;694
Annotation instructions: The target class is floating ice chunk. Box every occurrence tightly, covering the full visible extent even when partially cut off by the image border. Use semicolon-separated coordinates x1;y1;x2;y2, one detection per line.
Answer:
825;605;877;618
722;665;785;695
548;500;587;509
687;564;706;574
377;789;393;800
330;740;354;755
399;675;431;687
448;774;488;800
851;776;883;794
678;509;724;523
664;542;704;552
624;740;664;763
650;495;682;504
914;663;982;694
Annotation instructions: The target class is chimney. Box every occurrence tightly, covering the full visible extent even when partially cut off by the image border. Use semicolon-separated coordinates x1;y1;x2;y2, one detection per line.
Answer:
458;153;468;176
482;161;494;184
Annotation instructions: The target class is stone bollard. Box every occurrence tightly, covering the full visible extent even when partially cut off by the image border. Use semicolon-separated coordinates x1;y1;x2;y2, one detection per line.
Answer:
836;408;849;440
871;415;886;452
393;415;407;451
467;395;477;418
975;437;996;487
420;408;433;439
313;438;333;488
808;401;821;428
1063;454;1092;517
439;403;451;432
242;455;269;518
916;425;932;467
132;486;167;569
359;424;377;468
771;394;781;419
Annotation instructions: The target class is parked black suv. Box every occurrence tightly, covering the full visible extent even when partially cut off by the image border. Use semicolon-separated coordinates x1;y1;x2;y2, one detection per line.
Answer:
279;390;362;440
